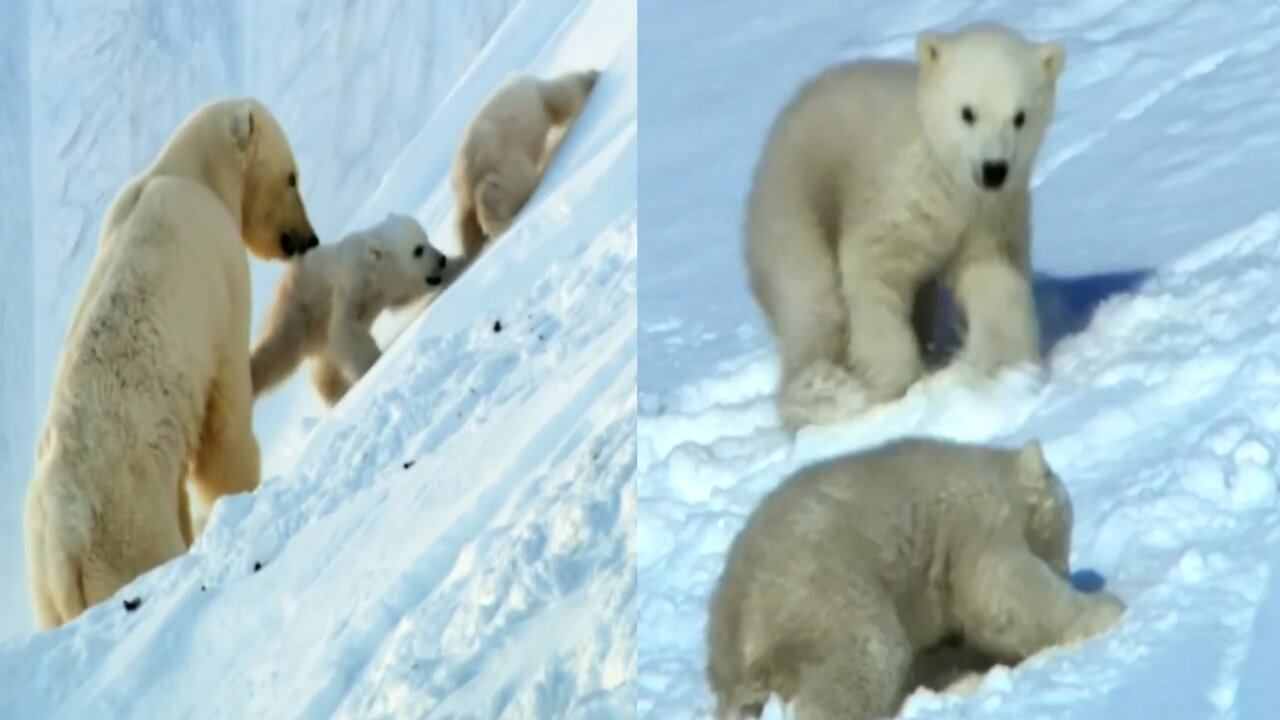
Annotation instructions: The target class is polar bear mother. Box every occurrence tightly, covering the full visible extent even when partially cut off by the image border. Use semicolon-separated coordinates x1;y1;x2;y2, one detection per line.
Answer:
745;24;1065;430
25;98;318;629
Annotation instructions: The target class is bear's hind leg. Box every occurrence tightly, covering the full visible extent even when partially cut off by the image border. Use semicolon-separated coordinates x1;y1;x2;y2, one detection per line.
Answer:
189;361;262;516
457;201;488;260
475;154;538;240
789;609;913;720
950;531;1126;662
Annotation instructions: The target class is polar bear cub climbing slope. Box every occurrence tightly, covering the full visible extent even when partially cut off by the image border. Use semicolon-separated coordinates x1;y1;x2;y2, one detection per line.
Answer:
452;69;601;259
706;438;1125;720
745;24;1065;430
251;213;462;406
25;97;317;629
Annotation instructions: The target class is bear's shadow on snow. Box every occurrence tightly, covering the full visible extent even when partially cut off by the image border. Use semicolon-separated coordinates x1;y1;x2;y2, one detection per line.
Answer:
929;269;1150;359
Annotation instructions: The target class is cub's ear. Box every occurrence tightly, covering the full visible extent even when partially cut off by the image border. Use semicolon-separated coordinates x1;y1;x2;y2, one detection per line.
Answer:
1038;41;1066;83
230;102;256;154
1018;439;1048;479
917;31;944;74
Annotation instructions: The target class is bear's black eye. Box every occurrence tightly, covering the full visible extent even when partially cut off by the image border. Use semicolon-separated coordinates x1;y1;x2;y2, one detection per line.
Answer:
438;255;447;269
287;172;297;188
413;245;425;258
1013;110;1026;129
961;106;976;125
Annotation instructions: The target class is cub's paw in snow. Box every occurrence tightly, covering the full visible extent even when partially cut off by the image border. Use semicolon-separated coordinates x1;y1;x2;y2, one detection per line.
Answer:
451;69;601;259
744;23;1064;431
251;213;466;407
706;438;1124;720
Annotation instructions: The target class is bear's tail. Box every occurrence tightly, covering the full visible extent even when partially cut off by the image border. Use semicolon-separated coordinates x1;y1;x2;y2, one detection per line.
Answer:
776;360;870;431
456;202;487;261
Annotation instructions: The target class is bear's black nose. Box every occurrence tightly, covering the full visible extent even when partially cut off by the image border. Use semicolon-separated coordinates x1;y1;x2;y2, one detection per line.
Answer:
981;161;1009;189
426;275;443;287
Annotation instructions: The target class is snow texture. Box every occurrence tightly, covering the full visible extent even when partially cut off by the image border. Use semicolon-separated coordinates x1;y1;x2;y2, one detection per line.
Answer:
638;1;1280;719
0;0;636;717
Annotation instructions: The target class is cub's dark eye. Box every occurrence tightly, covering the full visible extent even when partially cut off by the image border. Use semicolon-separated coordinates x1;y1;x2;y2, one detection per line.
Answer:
1013;110;1026;129
413;245;425;258
961;106;976;125
287;172;297;188
438;255;447;269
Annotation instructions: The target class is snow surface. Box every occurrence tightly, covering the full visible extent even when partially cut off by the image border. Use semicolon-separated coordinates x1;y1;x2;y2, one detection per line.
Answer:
0;0;636;716
638;1;1280;718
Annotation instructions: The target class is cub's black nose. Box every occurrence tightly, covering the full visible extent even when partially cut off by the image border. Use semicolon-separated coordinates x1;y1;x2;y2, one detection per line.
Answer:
981;161;1009;189
426;275;443;287
281;232;318;256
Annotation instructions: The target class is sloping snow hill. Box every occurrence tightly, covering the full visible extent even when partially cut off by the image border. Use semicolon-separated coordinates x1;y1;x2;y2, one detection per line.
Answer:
0;0;636;717
637;1;1280;718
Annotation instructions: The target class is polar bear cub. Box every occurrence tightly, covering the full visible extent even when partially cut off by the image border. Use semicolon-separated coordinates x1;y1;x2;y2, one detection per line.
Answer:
452;69;601;259
706;438;1125;720
251;213;461;406
745;24;1065;430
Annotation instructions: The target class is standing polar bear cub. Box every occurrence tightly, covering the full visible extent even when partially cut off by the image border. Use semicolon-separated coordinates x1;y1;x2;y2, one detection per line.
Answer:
25;97;318;629
251;213;461;406
745;24;1065;430
452;69;601;259
706;438;1125;720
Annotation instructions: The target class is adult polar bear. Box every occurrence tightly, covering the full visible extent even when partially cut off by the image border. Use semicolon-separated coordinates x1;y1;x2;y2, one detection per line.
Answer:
25;98;319;629
746;24;1065;430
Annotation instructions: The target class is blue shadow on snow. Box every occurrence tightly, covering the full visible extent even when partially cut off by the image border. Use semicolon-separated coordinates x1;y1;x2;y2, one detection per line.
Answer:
928;269;1150;359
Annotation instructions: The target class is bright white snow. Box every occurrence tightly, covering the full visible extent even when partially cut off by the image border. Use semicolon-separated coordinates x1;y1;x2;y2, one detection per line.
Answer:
638;2;1280;719
0;0;635;716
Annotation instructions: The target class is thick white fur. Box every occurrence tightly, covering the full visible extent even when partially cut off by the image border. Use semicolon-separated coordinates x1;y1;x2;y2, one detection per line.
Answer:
705;438;1123;720
251;213;464;406
25;97;316;629
744;24;1065;430
451;69;600;258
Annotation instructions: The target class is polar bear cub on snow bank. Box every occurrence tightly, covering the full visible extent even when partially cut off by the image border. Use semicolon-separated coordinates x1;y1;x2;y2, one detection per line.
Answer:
251;213;462;406
452;69;601;259
25;97;318;629
706;438;1125;720
745;24;1065;430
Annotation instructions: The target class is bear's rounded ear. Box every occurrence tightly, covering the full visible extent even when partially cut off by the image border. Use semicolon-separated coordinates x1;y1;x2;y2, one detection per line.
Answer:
1038;41;1066;83
917;32;943;73
1018;439;1048;479
230;102;256;155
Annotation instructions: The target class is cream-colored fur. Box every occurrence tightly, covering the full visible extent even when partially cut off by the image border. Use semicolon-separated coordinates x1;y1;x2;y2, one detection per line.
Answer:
452;69;601;259
24;97;317;630
251;213;463;406
705;438;1124;720
744;24;1065;430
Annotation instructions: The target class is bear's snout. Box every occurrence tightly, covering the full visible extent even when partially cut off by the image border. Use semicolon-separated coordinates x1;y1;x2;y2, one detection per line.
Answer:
426;275;443;287
281;231;320;257
980;161;1009;190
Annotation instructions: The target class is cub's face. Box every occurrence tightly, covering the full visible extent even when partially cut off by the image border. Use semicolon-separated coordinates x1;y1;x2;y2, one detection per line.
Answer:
375;214;451;307
915;27;1065;193
232;102;319;260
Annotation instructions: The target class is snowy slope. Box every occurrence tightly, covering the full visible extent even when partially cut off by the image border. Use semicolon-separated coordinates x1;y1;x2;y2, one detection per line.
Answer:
0;0;635;716
638;1;1280;718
